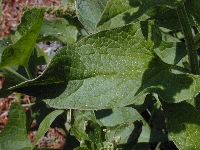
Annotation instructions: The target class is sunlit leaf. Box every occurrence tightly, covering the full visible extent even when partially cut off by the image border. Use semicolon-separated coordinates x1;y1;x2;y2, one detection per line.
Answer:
11;21;200;109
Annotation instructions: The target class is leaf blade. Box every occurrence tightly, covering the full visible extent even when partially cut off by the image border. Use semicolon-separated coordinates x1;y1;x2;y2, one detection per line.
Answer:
97;0;186;30
0;102;33;150
11;21;200;109
33;110;64;145
0;8;44;69
162;100;200;149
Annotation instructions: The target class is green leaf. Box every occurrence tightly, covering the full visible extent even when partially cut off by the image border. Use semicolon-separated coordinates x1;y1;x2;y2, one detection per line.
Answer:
39;19;79;45
28;44;51;78
0;8;44;75
33;109;64;145
84;120;104;149
138;126;169;143
97;0;186;30
151;8;195;32
162;100;200;149
95;107;168;143
104;121;142;148
0;66;27;97
154;42;187;65
95;107;145;126
185;0;200;26
76;0;108;33
71;110;96;141
0;102;33;150
11;21;200;109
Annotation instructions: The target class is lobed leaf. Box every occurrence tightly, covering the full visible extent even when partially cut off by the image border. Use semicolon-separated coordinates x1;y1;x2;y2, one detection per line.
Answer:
0;102;33;150
97;0;186;30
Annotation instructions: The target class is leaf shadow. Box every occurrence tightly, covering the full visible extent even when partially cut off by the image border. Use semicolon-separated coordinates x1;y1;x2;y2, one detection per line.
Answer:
122;0;151;24
134;57;193;103
118;121;143;149
161;100;200;135
95;109;113;120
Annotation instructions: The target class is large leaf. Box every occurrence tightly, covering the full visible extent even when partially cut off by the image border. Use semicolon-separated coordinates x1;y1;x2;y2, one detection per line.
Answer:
162;100;200;149
0;8;44;72
33;110;64;145
97;0;186;30
39;19;79;45
0;102;33;150
76;0;108;33
11;21;200;109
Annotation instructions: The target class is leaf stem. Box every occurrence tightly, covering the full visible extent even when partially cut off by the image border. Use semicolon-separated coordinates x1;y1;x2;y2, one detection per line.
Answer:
176;4;199;75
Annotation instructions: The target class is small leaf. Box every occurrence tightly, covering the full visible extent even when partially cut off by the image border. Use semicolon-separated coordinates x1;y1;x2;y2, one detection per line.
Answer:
154;42;187;65
39;19;79;45
0;102;33;150
97;0;186;30
33;109;64;145
0;67;27;97
105;121;142;148
185;0;200;26
76;0;108;33
28;44;51;78
162;100;200;149
84;120;104;149
71;110;96;141
95;107;168;143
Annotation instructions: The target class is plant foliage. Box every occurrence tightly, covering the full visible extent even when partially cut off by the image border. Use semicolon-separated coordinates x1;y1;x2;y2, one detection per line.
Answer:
1;0;200;149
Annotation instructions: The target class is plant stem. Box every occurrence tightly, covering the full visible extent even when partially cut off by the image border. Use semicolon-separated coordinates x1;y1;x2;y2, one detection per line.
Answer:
194;32;200;50
23;4;76;18
25;66;33;80
176;4;199;75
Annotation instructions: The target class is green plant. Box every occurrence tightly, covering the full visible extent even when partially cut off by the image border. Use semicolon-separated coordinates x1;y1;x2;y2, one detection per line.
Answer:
1;0;200;149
